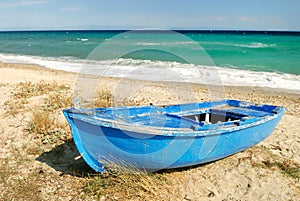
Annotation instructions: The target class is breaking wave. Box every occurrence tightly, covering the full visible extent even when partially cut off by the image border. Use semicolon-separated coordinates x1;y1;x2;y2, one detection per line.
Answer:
0;53;299;93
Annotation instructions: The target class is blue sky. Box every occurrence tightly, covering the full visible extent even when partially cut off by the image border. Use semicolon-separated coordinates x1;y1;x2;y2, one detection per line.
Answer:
0;0;299;31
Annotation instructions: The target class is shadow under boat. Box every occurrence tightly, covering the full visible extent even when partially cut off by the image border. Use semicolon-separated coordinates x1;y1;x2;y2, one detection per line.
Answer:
36;139;95;177
36;139;214;176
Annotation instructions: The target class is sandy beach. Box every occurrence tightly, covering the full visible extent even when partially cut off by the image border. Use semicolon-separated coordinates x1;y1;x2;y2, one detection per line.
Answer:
0;62;299;200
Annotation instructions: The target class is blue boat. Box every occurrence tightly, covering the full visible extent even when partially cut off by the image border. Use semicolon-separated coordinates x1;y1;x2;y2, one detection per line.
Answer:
63;99;284;172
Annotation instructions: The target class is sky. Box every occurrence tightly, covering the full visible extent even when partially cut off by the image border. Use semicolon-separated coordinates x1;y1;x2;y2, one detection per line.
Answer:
0;0;299;31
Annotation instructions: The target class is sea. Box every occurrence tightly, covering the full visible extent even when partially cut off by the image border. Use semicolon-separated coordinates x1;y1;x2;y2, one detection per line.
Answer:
0;30;299;92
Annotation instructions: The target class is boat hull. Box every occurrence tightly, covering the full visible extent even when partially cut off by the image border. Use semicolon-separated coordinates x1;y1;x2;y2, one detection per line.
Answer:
63;100;284;172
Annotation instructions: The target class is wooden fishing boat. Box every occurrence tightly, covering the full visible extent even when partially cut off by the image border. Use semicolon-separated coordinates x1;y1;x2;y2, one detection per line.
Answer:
63;99;284;172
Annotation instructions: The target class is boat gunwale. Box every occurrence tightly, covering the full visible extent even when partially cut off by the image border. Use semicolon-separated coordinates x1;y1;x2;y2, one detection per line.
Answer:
64;100;284;137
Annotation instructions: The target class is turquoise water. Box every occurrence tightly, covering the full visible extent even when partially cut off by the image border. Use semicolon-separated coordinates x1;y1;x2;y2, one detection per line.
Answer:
0;30;299;74
193;33;300;75
0;30;299;91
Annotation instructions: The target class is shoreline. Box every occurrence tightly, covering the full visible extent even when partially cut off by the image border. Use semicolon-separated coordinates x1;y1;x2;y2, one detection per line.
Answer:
0;49;299;93
1;61;300;97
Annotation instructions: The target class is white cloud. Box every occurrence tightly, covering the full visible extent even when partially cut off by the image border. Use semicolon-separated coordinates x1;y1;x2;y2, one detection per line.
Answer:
0;0;53;8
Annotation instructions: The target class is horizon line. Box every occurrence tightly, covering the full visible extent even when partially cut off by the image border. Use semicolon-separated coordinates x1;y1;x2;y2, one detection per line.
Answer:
1;29;300;33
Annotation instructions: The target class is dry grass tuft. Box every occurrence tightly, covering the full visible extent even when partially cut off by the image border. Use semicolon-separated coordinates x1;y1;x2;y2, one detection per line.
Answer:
83;157;171;200
28;108;55;135
252;146;300;180
13;81;69;99
27;107;70;144
261;159;300;180
4;98;28;116
85;168;170;200
94;90;113;108
42;92;72;112
5;80;72;144
21;81;72;144
4;80;70;116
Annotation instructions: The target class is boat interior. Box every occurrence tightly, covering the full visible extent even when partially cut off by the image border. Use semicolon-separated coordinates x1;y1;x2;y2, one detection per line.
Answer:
67;100;282;131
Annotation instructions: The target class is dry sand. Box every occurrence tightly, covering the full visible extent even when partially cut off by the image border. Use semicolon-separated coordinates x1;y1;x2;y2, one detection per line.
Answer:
0;62;299;200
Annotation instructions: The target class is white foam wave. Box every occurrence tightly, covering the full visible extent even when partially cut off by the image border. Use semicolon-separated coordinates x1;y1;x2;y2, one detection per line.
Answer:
0;53;299;93
200;41;276;49
76;38;89;42
217;67;300;91
234;42;276;48
134;41;195;46
0;53;84;72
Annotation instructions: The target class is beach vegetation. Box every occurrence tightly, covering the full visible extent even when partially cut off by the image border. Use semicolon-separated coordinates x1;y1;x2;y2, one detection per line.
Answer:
275;160;300;180
94;89;113;108
42;92;72;112
84;164;170;200
261;159;300;180
253;146;300;180
4;97;28;116
27;107;70;144
12;81;69;99
4;80;70;116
